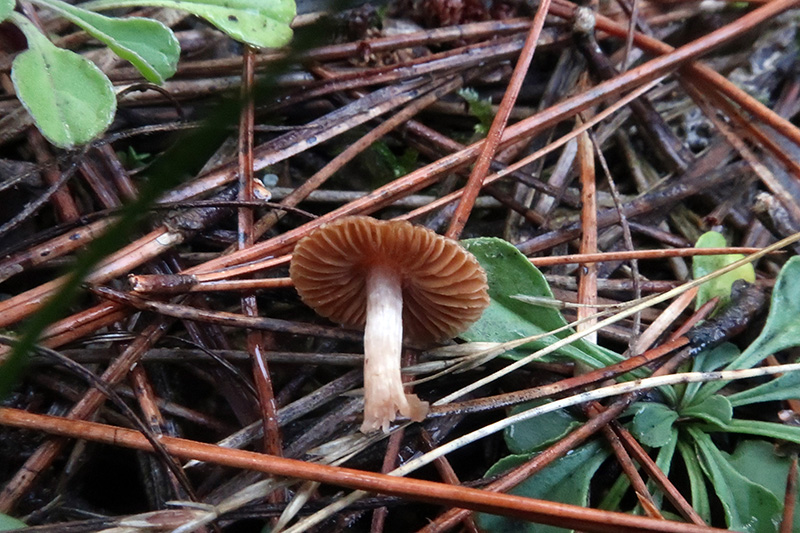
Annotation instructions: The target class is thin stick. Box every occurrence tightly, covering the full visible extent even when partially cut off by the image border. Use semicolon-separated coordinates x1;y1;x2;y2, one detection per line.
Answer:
595;406;663;519
530;248;766;266
612;420;706;524
445;0;552;239
238;45;284;463
780;456;798;533
550;0;800;150
0;406;728;533
577;118;598;344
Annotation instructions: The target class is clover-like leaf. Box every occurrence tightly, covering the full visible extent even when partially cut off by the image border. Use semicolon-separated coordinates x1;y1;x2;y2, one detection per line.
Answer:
693;230;755;310
80;0;296;49
34;0;179;83
630;402;678;448
461;237;622;368
10;13;116;147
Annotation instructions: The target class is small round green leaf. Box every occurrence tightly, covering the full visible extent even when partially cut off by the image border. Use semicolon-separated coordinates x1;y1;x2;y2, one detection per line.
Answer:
178;0;295;49
11;15;115;147
0;0;14;23
681;394;732;426
38;0;179;83
630;402;679;448
693;230;755;310
728;440;800;533
82;0;296;49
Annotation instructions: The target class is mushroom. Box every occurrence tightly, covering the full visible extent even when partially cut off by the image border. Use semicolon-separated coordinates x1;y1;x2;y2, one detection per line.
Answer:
289;216;490;433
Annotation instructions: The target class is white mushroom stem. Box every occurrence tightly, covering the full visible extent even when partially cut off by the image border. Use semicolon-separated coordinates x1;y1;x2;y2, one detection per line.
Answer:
361;263;429;433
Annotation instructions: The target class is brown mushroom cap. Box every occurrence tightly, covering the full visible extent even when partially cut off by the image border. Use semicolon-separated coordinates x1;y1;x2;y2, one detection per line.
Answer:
289;216;490;342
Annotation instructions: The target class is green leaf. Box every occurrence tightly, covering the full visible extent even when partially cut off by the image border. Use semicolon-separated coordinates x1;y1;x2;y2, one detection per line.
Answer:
728;370;800;407
693;231;755;310
701;418;800;445
367;141;418;180
731;256;800;370
34;0;179;83
0;0;13;23
476;441;610;533
10;13;116;147
599;472;633;511
461;238;622;368
457;87;493;135
504;400;582;454
0;513;26;531
681;343;739;407
688;427;782;532
80;0;296;49
727;440;800;532
695;257;800;403
681;395;732;425
647;429;679;510
630;402;679;448
677;437;711;523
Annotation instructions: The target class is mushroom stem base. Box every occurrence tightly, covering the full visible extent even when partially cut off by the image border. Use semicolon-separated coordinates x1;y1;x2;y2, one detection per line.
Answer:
361;264;429;433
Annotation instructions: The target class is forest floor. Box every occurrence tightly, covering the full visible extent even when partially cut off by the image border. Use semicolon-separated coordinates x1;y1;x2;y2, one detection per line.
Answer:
2;0;800;531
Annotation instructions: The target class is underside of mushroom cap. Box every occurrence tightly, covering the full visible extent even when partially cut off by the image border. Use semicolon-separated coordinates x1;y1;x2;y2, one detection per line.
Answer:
289;216;490;342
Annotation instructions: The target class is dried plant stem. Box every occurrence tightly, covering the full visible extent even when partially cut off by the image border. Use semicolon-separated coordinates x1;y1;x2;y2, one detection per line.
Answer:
445;0;552;239
611;419;706;524
596;408;663;519
530;247;766;266
298;345;800;532
195;0;790;275
238;45;284;465
0;406;729;533
577;118;598;344
401;77;666;222
418;346;696;533
430;336;688;417
781;456;798;533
